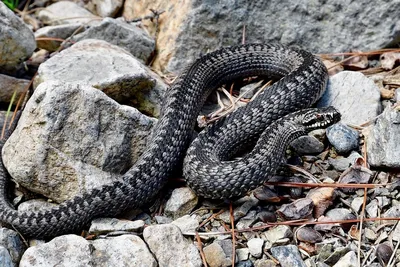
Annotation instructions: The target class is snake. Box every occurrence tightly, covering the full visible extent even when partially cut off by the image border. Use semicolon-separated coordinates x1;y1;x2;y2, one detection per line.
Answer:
0;43;340;238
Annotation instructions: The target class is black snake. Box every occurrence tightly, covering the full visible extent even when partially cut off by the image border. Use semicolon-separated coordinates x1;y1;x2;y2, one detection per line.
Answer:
0;43;339;238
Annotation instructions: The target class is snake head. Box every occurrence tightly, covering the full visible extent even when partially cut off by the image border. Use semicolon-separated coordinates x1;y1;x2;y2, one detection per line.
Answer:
300;106;341;131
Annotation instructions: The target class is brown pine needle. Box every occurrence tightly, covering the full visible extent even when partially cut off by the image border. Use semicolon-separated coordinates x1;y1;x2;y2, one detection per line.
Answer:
195;232;208;267
264;181;380;189
229;202;236;266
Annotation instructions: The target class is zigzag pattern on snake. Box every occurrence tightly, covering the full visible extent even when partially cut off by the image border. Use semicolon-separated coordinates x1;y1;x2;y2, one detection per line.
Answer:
0;43;334;238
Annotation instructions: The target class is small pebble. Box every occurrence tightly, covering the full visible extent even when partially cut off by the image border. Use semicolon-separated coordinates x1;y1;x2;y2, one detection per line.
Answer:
247;238;264;258
326;123;359;154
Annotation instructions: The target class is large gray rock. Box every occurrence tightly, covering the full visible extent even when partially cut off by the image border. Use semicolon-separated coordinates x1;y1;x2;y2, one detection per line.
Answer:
124;0;400;73
0;2;36;71
2;81;156;203
19;235;92;267
91;235;157;267
143;224;202;267
318;71;381;126
71;18;155;63
367;108;400;168
34;39;165;117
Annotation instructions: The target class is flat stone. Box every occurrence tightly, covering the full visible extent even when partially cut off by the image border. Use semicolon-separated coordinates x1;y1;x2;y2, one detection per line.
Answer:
332;251;357;267
236;248;250;261
71;18;155;63
91;235;157;266
172;215;199;234
247;238;264;258
35;24;84;52
2;81;156;203
318;71;381;126
291;136;325;155
34;39;165;117
37;1;98;26
270;245;306;267
143;224;202;267
367;107;400;168
262;225;293;249
0;2;36;71
19;235;92;267
203;242;230;267
89;218;145;234
164;187;198;219
326;123;359;154
351;197;364;213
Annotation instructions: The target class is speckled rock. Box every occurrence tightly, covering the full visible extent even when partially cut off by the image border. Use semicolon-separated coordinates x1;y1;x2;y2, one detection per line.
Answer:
367;107;400;168
326;123;359;154
0;228;26;266
164;187;198;219
71;18;155;63
143;224;202;267
89;218;145;234
270;245;306;267
318;71;381;126
2;81;156;203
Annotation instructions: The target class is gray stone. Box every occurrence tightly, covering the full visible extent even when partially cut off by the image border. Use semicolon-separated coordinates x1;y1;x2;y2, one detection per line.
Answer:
291;135;324;155
325;208;354;221
262;225;293;249
392;221;400;242
236;248;250;261
367;108;400;168
37;1;98;26
254;259;277;267
34;39;165;117
270;245;306;267
3;81;156;203
19;235;92;267
396;88;400;102
328;151;363;172
203;242;231;267
72;18;155;63
0;228;25;266
172;215;199;234
219;195;259;223
17;199;57;213
318;71;381;126
0;2;36;71
91;235;157;267
247;238;264;258
164;187;198;219
89;218;145;234
143;224;202;267
35;24;84;52
332;251;357;267
366;199;378;218
364;228;377;241
0;74;29;103
154;215;172;224
351;197;364;213
237;260;255;267
127;1;400;74
0;246;13;267
326;123;359;154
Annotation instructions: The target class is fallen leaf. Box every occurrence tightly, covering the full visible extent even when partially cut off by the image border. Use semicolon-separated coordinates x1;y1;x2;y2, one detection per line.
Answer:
342;53;369;70
323;59;343;76
306;187;336;217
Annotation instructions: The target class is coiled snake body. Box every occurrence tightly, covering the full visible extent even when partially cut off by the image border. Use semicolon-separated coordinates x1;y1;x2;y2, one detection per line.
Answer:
0;44;338;238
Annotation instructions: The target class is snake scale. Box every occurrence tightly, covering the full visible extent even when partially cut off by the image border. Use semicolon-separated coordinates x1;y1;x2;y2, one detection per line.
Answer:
0;43;340;238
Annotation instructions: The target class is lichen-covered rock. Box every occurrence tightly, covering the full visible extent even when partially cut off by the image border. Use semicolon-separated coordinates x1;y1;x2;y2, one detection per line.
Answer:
0;2;36;71
2;81;156;203
0;228;25;266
